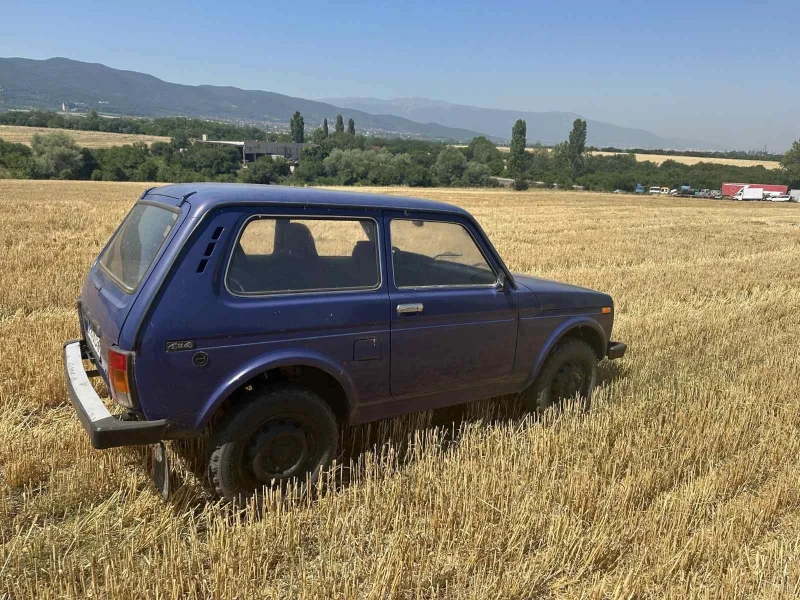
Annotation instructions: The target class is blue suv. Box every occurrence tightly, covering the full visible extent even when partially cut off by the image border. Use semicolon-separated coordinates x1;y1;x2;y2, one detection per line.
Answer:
64;183;625;499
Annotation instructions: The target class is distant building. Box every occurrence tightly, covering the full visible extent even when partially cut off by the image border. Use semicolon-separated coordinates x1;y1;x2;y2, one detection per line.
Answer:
199;135;311;165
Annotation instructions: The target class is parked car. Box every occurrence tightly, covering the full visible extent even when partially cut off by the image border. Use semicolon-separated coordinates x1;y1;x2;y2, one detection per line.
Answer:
64;184;626;500
649;186;662;195
770;195;792;202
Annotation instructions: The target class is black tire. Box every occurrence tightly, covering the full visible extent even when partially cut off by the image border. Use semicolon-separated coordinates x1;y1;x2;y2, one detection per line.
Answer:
524;339;598;415
207;384;338;501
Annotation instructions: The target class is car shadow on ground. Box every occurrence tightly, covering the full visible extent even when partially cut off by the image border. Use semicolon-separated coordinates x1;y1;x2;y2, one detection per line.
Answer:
161;359;628;513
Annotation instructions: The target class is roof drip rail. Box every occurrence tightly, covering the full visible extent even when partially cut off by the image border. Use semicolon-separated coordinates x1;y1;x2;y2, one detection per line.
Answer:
181;191;198;205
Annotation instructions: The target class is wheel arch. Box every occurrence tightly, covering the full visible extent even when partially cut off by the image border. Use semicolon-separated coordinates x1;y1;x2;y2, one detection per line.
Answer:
194;349;357;430
527;317;607;387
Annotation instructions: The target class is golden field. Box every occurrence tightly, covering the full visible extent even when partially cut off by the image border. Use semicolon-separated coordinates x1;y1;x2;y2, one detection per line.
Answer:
2;180;800;598
487;145;782;169
589;150;782;169
0;125;170;148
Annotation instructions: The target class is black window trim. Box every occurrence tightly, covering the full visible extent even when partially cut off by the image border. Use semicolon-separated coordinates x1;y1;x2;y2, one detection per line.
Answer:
224;213;383;298
98;200;181;295
388;217;500;290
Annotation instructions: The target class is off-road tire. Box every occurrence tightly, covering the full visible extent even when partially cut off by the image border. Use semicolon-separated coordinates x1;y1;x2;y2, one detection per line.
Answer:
207;384;338;502
524;339;598;415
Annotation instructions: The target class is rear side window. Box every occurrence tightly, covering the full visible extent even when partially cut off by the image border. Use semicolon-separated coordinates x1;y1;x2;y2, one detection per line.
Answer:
390;219;496;288
99;203;178;292
228;217;380;294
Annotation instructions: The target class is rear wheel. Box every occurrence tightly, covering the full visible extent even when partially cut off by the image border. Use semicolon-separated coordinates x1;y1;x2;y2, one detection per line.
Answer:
524;339;598;415
207;384;338;501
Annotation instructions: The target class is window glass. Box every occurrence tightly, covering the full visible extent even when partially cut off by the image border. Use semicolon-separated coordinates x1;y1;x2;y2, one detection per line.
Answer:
390;219;496;288
228;217;379;294
100;203;178;292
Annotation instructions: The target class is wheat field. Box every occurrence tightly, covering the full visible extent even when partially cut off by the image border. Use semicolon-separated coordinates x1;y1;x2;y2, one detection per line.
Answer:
2;180;800;598
589;151;782;169
0;125;170;148
485;146;782;169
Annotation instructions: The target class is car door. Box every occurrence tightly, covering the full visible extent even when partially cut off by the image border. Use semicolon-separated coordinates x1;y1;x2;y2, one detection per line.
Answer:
384;211;519;399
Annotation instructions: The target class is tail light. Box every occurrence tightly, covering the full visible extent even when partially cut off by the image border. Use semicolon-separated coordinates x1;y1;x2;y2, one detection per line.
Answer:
107;347;134;408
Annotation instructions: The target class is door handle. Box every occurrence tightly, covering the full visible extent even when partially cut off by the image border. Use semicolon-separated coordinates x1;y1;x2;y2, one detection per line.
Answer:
397;303;423;315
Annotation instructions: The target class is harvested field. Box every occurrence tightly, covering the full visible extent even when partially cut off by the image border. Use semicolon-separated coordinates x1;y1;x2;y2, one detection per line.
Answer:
486;145;782;169
590;150;782;169
2;180;800;598
0;125;170;148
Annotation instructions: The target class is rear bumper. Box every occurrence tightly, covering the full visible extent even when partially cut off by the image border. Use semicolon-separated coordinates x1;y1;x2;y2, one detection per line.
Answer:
606;341;627;360
63;340;167;449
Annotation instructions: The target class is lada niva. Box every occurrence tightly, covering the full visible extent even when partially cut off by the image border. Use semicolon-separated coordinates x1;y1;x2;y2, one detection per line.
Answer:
64;184;625;499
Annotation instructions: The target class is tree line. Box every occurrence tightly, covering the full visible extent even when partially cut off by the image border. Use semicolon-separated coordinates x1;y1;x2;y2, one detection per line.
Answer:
0;110;798;191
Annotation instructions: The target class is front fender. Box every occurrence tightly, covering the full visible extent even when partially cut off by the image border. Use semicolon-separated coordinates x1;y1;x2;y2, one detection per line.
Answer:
526;316;607;388
192;348;358;430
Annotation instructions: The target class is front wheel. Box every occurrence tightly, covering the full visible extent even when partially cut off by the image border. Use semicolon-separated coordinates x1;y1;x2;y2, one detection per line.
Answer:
524;340;598;415
207;384;339;502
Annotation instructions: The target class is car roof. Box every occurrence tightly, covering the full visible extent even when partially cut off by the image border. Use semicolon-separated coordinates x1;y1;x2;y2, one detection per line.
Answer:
143;183;470;217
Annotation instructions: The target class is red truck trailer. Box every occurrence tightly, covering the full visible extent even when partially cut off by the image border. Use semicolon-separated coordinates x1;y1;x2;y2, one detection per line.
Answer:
722;183;788;197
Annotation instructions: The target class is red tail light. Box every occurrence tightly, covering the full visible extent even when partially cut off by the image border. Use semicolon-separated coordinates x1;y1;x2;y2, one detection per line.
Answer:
107;347;133;407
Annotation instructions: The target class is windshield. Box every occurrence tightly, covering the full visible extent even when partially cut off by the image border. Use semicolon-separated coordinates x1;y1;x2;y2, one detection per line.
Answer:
99;203;178;293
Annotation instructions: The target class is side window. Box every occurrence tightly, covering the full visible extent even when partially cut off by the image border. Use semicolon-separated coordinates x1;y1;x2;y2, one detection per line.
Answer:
228;217;380;294
390;219;496;288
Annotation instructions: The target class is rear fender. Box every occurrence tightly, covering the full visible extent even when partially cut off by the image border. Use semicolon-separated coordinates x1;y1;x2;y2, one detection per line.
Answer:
526;316;607;388
193;349;357;430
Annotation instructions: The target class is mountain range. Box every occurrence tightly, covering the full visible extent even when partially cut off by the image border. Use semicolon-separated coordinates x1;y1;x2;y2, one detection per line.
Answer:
321;97;713;150
0;57;488;142
1;57;712;149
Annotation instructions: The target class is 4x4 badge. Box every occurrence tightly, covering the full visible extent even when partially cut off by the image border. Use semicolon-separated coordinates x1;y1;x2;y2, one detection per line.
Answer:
165;340;195;352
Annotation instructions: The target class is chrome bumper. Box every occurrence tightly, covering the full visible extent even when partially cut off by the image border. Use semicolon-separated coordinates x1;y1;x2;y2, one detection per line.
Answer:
63;340;166;449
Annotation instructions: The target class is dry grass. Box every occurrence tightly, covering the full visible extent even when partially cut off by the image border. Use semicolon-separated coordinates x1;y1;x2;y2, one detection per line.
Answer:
589;151;782;169
2;180;800;598
0;125;170;148
486;145;782;169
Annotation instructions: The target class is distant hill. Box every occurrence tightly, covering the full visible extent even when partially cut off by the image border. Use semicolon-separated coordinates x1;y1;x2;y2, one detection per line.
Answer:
321;97;718;151
0;57;492;142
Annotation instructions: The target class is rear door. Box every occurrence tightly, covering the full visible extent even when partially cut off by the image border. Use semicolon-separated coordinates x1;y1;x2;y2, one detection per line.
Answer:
80;199;187;373
385;212;519;399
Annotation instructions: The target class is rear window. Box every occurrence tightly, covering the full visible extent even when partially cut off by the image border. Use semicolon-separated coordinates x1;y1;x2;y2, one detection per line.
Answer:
99;203;178;292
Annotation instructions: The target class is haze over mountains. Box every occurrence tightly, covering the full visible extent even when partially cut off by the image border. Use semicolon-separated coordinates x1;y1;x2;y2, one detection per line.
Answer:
1;57;714;149
322;97;714;150
0;57;488;142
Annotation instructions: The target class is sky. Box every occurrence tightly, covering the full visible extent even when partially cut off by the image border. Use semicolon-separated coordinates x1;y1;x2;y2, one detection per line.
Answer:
1;0;798;151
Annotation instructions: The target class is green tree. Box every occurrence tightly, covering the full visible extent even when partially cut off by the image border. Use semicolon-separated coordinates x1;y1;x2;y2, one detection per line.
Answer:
508;119;527;189
347;118;356;136
0;138;33;176
781;139;800;186
567;118;587;178
432;146;467;186
310;127;328;144
290;111;305;143
460;162;494;187
466;136;504;176
323;118;329;138
27;132;83;179
335;114;345;134
238;157;290;184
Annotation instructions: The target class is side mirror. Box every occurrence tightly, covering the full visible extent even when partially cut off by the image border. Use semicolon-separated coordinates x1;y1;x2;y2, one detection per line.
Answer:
496;271;507;290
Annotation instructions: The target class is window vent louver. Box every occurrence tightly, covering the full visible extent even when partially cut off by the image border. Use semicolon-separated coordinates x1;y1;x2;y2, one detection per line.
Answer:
197;227;224;274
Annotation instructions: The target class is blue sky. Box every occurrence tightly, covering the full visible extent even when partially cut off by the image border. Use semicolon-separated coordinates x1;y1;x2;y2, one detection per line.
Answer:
1;0;798;150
